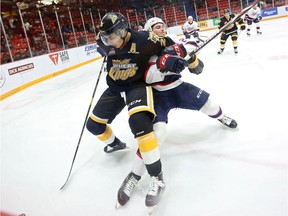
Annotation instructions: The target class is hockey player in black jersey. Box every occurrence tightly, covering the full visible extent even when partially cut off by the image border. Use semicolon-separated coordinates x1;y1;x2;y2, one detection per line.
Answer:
85;12;187;210
217;8;246;54
116;17;238;211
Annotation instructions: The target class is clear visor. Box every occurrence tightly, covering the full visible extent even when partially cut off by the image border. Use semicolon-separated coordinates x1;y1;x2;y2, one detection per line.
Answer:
100;29;122;46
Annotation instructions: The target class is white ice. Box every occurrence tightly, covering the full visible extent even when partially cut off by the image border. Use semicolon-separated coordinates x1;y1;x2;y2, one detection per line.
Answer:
1;17;288;216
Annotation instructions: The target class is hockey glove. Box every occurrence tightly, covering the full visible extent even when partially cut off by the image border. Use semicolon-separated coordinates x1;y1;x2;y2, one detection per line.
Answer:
187;53;204;75
162;43;187;58
240;25;246;30
192;31;199;38
156;54;188;73
258;15;262;20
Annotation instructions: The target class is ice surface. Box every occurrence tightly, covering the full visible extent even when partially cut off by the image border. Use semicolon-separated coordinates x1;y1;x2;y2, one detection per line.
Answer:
1;17;288;216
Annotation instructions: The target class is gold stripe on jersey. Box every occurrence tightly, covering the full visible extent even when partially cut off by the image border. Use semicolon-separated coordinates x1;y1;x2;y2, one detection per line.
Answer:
128;86;155;116
97;125;113;141
89;113;108;124
137;132;158;153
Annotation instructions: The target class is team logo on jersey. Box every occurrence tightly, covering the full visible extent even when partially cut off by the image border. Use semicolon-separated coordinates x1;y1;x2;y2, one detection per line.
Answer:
128;43;139;54
109;59;138;81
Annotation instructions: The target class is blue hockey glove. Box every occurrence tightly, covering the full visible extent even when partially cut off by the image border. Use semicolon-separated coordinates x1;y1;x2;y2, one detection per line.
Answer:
156;54;188;73
162;43;187;58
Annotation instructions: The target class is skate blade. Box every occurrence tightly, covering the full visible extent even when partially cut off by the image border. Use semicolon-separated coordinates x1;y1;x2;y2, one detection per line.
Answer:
147;206;155;215
115;200;122;209
106;146;131;155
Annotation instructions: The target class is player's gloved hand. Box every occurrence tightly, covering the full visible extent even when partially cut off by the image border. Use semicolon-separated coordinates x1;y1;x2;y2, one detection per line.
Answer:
258;15;262;20
162;43;187;58
192;31;199;38
156;54;188;73
184;33;191;39
188;59;204;75
240;25;246;30
187;53;204;75
244;14;249;21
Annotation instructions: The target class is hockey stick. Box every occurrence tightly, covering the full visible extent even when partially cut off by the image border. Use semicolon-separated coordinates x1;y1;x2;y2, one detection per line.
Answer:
198;34;210;39
60;56;107;190
190;0;259;56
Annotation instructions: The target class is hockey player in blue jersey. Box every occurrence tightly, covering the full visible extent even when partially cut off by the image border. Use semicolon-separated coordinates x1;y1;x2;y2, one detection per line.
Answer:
116;17;238;209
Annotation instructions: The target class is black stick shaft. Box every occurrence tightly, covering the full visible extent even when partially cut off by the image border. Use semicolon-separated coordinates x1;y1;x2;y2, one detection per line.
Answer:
60;56;107;190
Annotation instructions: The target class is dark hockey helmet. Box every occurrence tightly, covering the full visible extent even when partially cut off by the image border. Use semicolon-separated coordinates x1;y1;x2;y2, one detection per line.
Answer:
99;12;127;36
223;8;230;14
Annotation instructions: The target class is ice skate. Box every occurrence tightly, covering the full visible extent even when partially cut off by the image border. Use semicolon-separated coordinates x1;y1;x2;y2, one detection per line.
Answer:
145;172;165;214
246;31;251;36
257;31;262;35
234;47;238;54
116;172;140;208
218;115;238;129
104;137;127;153
217;48;224;55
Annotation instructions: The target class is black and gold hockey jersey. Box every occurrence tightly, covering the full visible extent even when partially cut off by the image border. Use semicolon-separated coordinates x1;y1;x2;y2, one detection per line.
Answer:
218;14;245;35
97;29;172;92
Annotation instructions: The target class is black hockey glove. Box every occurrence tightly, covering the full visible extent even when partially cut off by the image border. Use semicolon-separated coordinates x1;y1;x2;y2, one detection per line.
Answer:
162;43;187;58
258;15;262;20
187;53;204;75
240;25;246;30
192;31;199;38
188;59;204;75
156;54;188;74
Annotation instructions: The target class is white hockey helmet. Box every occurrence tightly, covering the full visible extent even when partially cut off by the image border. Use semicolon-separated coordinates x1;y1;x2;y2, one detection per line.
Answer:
188;16;193;20
144;17;165;32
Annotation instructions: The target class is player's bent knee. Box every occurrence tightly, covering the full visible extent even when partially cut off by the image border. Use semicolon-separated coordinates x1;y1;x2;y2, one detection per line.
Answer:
86;117;106;135
129;112;153;138
153;122;167;146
